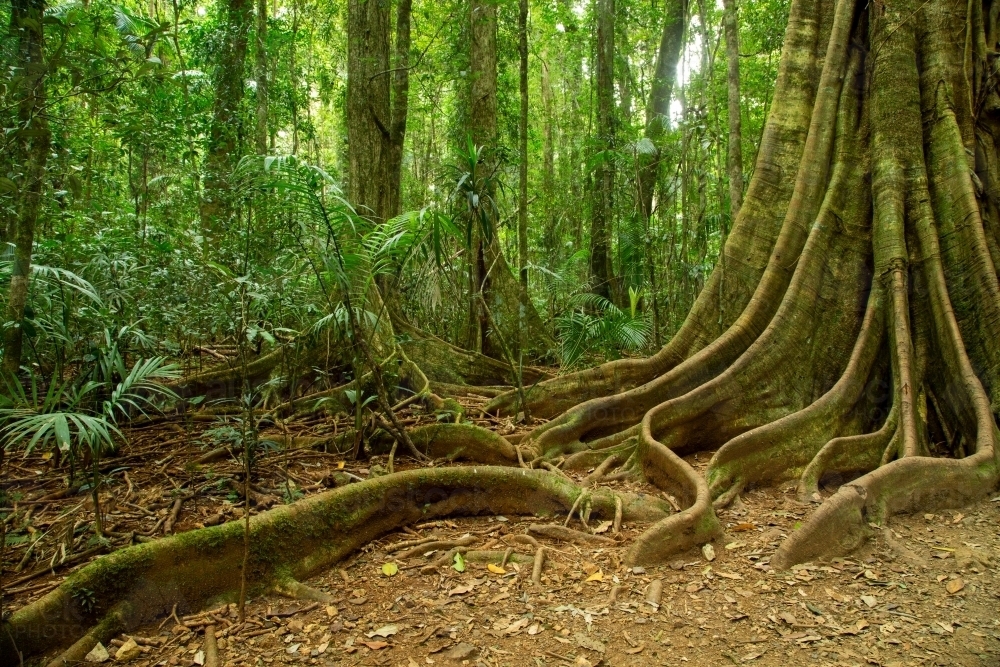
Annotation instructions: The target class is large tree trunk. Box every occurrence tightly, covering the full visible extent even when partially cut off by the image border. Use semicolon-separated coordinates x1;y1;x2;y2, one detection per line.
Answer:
589;0;615;300
346;0;391;222
2;0;50;375
722;0;744;216
200;0;252;243
488;0;1000;566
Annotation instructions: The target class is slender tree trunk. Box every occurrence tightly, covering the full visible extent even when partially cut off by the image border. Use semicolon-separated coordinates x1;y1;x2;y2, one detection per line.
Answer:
2;0;50;375
636;0;686;222
346;0;391;221
290;0;300;155
541;54;555;253
386;0;412;219
518;0;529;295
590;0;615;300
254;0;268;156
200;0;252;244
722;0;744;216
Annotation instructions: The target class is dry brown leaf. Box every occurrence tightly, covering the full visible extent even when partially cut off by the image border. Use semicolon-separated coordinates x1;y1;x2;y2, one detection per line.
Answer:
945;578;965;594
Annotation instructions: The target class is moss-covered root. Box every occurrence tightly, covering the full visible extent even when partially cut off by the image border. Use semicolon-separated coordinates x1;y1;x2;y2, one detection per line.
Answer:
408;423;518;465
796;402;898;502
773;447;999;569
625;410;723;565
44;604;129;667
0;466;669;664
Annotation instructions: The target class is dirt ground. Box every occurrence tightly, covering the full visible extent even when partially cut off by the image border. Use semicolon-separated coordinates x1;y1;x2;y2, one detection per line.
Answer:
3;406;1000;667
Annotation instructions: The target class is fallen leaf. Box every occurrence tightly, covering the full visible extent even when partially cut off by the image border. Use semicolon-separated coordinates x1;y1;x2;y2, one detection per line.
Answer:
860;595;877;608
503;618;530;635
724;541;745;550
452;552;466;573
945;578;965;594
585;570;604;583
448;583;476;596
593;520;612;534
362;641;389;650
367;624;398;638
285;644;301;655
337;461;345;469
732;522;756;532
381;562;398;577
193;651;205;666
702;544;716;562
316;642;329;654
86;643;110;663
574;632;606;653
115;638;140;662
937;622;954;634
717;571;742;580
325;605;338;617
487;563;506;574
443;643;478;660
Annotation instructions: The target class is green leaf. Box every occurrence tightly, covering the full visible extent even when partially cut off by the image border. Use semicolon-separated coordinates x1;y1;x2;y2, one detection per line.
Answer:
381;562;398;577
53;414;71;451
452;552;466;572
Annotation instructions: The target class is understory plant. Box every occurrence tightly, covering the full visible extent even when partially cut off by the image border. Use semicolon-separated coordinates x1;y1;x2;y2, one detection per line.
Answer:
0;356;179;536
556;287;651;367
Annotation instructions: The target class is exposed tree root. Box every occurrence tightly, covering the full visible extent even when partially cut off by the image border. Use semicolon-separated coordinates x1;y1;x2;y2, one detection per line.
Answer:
485;0;1000;574
773;448;999;568
526;524;615;546
15;0;1000;659
0;466;669;663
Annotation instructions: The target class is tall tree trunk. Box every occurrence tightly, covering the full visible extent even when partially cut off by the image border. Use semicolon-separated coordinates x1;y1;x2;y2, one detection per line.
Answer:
722;0;744;216
636;0;686;222
200;0;252;244
468;0;498;354
254;0;268;156
590;0;615;300
540;54;555;254
346;0;391;222
386;0;412;219
518;0;529;295
2;0;50;375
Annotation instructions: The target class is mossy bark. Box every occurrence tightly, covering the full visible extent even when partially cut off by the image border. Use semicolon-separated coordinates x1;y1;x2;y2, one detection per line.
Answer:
488;0;1000;568
0;467;668;663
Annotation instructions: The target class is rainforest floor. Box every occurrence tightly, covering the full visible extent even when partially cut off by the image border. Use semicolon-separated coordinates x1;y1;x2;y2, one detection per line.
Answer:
2;392;1000;667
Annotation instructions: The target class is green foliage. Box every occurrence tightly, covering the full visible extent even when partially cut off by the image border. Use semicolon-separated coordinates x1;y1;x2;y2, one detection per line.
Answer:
556;289;651;368
0;0;792;389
